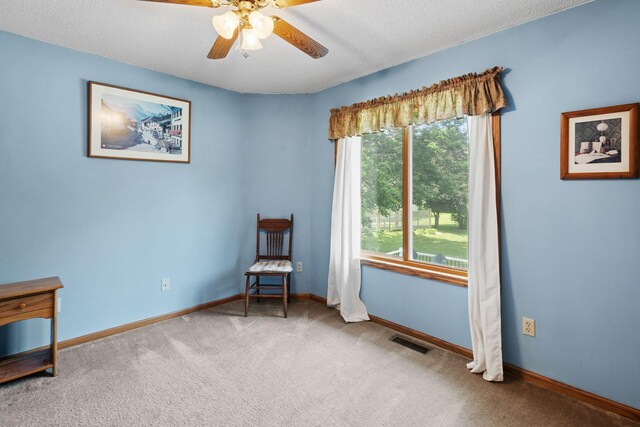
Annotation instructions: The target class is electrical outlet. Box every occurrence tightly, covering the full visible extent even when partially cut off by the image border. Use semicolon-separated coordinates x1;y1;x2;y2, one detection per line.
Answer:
296;261;303;272
522;317;535;337
161;278;171;292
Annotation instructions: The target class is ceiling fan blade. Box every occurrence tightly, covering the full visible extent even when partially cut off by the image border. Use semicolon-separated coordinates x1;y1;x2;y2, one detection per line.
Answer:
274;0;320;8
139;0;213;7
207;29;238;59
271;17;328;59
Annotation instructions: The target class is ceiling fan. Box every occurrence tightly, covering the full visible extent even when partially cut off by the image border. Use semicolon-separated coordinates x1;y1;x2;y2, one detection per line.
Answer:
140;0;328;60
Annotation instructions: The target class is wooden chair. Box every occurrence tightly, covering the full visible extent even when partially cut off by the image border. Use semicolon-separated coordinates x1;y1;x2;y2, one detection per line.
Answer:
245;214;293;318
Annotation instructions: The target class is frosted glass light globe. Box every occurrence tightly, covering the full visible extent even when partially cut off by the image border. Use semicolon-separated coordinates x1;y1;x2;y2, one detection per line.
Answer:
213;11;240;39
249;11;274;39
240;28;262;51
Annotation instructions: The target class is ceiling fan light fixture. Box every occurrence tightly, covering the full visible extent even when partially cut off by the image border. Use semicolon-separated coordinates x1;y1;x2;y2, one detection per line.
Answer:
212;11;239;39
249;11;274;39
150;0;328;60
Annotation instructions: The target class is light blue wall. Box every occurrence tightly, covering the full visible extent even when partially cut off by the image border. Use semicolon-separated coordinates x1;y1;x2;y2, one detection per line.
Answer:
239;94;313;294
0;31;247;354
304;0;640;410
1;0;639;411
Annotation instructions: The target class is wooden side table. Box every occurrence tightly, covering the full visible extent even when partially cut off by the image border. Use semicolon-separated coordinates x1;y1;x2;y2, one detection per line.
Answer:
0;277;64;383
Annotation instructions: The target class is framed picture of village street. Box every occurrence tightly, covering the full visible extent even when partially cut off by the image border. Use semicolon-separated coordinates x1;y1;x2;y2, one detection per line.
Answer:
88;82;191;163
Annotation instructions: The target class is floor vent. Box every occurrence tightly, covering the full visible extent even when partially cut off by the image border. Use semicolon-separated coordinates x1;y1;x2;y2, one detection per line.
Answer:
391;335;430;354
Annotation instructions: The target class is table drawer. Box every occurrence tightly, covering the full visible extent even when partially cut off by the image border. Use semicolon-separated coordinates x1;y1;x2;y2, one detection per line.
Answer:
0;293;54;321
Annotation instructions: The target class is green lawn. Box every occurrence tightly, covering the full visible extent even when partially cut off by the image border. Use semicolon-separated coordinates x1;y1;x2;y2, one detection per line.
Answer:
362;214;468;259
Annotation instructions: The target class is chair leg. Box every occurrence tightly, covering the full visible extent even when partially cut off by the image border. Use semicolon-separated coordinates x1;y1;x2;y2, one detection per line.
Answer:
287;273;291;303
256;276;261;303
245;275;250;317
282;274;288;319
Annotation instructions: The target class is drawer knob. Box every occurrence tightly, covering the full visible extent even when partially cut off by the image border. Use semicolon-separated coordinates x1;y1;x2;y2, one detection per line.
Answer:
18;303;26;309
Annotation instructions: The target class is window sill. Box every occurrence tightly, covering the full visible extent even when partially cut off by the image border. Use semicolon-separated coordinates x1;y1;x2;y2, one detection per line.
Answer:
360;255;468;287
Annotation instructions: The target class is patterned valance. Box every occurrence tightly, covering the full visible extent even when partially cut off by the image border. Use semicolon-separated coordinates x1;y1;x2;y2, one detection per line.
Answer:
328;66;507;140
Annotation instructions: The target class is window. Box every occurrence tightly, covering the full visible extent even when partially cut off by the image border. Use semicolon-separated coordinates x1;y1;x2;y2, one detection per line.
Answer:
360;115;500;285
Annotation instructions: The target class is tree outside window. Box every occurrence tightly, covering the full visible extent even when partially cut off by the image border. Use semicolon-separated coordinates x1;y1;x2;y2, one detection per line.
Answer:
361;118;469;270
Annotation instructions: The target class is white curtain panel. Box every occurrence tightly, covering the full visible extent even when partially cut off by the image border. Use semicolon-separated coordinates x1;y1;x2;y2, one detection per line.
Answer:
466;114;503;382
327;137;370;323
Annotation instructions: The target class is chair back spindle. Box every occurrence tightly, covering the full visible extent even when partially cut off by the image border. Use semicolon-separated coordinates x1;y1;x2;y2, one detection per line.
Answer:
266;231;284;257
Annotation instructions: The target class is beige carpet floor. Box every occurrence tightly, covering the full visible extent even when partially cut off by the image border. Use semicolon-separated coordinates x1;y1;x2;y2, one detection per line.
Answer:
0;300;636;427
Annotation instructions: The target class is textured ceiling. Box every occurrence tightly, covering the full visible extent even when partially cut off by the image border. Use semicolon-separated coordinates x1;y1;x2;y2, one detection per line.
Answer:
0;0;590;94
